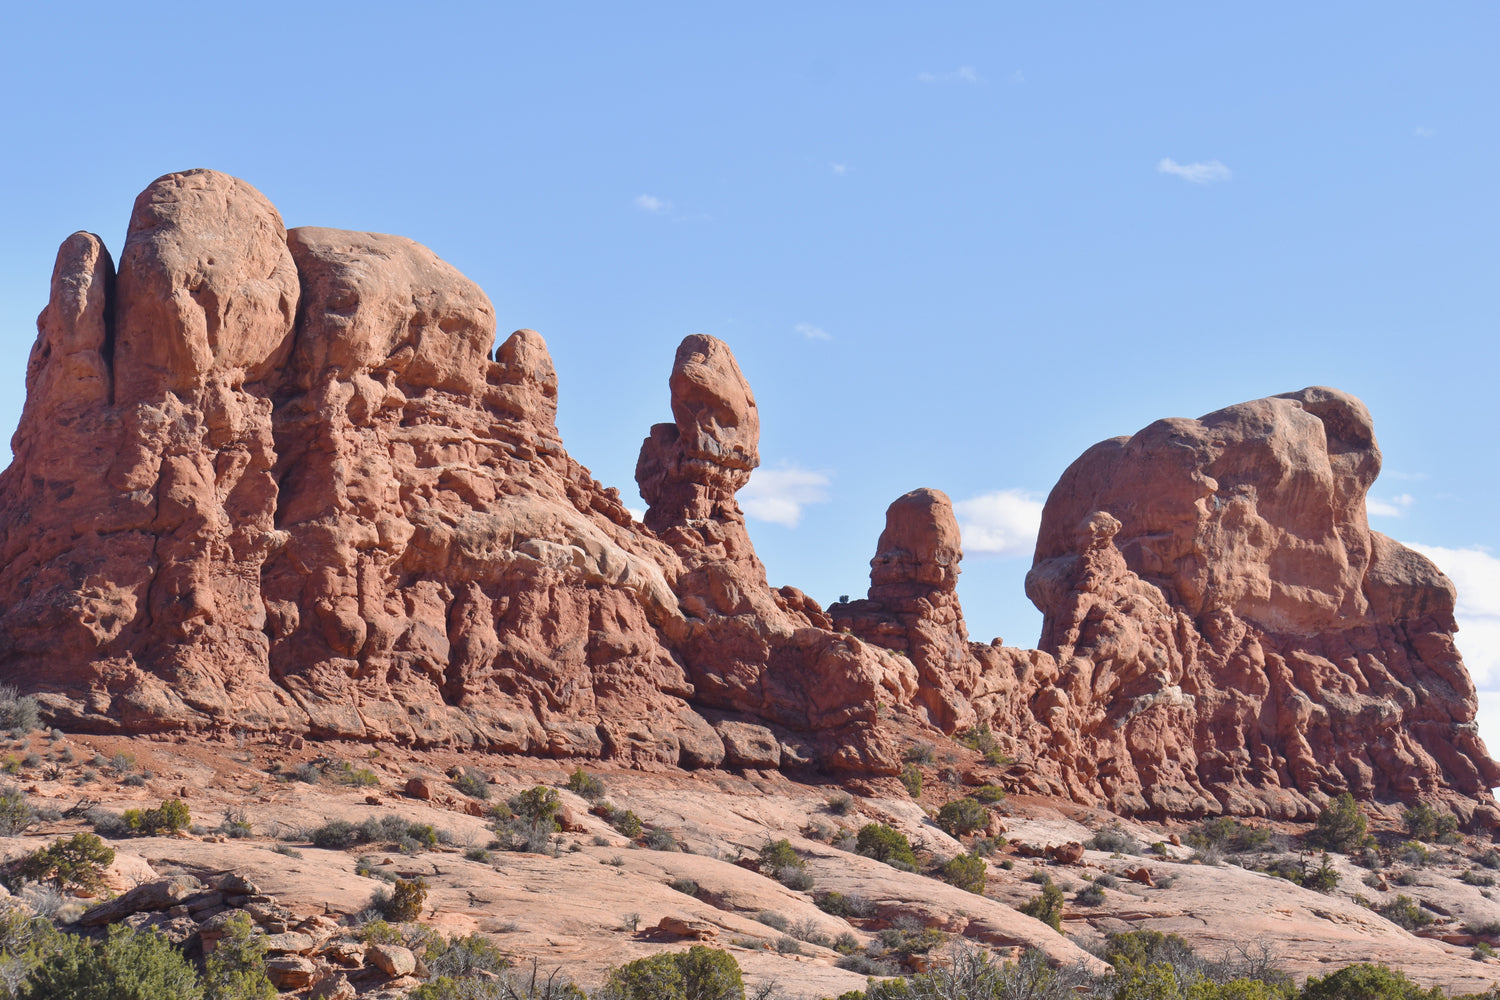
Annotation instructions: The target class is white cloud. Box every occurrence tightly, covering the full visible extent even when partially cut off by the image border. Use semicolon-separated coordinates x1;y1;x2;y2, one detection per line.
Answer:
1158;158;1232;184
918;66;980;85
1415;127;1436;138
740;466;832;528
1010;70;1026;85
830;163;848;176
953;489;1045;558
795;322;832;342
635;194;669;213
624;506;645;523
1367;493;1415;518
1405;543;1500;689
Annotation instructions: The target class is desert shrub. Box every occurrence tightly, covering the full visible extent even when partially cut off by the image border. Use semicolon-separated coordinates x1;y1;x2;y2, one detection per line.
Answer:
1188;816;1273;854
0;688;40;737
1478;849;1500;870
465;846;493;863
1463;870;1497;887
427;933;510;979
133;799;190;836
903;742;936;765
1396;841;1435;867
0;907;63;998
496;818;557;855
1301;962;1445;1000
0;787;34;836
312;820;362;849
108;752;135;777
1104;930;1198;973
1018;882;1064;931
452;770;489;800
642;828;677;852
971;784;1006;804
1376;895;1432;930
956;721;1013;766
856;823;918;869
900;765;923;799
218;808;252;840
755;911;789;932
789;917;830;946
12;833;114;893
603;946;743;1000
20;924;204;1000
564;767;605;801
817;892;875;919
1075;883;1106;907
330;763;379;788
291;762;321;784
940;852;987;894
1086;823;1141;854
376;877;428;922
776;866;813;891
669;878;699;897
1306;792;1368;852
509;787;561;826
1402;803;1461;844
935;797;988;837
1392;870;1418;886
758;839;801;872
825;792;854;816
836;953;898;977
610;809;643;838
202;911;275;1000
1304;852;1341;893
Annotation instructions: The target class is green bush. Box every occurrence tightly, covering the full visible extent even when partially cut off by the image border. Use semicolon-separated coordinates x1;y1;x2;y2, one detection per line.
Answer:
1301;962;1445;1000
330;763;379;788
0;687;40;736
1401;803;1460;844
899;765;923;799
452;770;489;800
1376;895;1432;931
939;852;987;894
1187;816;1273;854
377;878;429;922
202;912;275;1000
13;833;114;894
1306;792;1368;852
508;787;561;827
758;839;803;874
0;787;35;837
21;924;204;1000
1018;882;1064;932
611;809;643;838
855;823;917;869
564;767;605;801
120;799;190;837
1075;883;1106;907
935;798;988;837
1086;823;1142;854
603;946;743;1000
1104;930;1197;973
971;784;1006;804
426;933;510;979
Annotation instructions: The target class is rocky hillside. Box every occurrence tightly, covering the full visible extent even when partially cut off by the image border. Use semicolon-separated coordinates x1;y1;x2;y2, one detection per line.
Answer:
0;168;1494;830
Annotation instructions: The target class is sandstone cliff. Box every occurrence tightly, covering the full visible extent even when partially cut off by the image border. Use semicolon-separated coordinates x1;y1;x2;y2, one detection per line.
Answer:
1;169;1494;824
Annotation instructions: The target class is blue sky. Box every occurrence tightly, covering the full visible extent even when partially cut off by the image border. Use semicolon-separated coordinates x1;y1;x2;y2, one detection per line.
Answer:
2;3;1497;748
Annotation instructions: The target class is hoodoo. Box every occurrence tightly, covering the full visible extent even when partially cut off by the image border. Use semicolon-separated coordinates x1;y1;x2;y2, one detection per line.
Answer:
0;169;1493;825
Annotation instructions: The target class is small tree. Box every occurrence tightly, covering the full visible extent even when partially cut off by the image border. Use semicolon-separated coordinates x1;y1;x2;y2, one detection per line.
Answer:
940;852;987;894
15;833;114;893
935;798;988;837
379;878;429;922
855;823;918;869
508;786;561;828
203;912;275;1000
1307;792;1368;852
21;925;204;1000
1301;962;1445;1000
1019;882;1065;932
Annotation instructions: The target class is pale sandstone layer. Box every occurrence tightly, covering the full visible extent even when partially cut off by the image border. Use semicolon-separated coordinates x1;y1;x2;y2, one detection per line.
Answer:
1;168;1494;824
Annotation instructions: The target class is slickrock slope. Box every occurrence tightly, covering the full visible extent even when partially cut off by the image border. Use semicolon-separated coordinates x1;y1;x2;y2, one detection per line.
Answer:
1;167;1495;826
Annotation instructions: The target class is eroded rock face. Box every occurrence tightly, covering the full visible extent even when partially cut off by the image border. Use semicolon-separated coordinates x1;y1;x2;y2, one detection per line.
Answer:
0;169;897;772
1;169;1493;821
1018;388;1500;822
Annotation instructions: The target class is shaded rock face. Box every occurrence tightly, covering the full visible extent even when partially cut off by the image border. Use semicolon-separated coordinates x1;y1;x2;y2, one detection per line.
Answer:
1018;389;1500;822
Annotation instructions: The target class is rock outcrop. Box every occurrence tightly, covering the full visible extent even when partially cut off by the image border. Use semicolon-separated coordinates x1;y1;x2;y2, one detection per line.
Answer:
1015;388;1500;822
1;169;1494;822
0;169;901;772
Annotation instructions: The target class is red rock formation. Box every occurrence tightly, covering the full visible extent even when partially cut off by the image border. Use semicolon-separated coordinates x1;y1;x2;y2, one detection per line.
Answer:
830;489;979;732
2;169;1494;823
1019;388;1500;823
